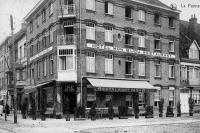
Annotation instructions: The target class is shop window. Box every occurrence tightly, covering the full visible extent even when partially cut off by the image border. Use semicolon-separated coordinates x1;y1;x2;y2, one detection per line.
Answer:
125;6;132;18
126;95;133;107
46;88;54;108
105;1;113;15
139;92;145;106
138;59;145;76
105;94;113;107
105;26;113;43
138;10;145;22
155;61;161;77
192;90;200;105
87;88;96;108
86;22;95;40
169;87;175;107
86;0;95;11
86;52;95;73
105;54;113;74
169;64;175;78
125;56;132;75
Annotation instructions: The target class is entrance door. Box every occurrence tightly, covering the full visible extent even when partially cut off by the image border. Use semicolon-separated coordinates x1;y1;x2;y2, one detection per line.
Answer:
180;93;189;113
63;92;76;114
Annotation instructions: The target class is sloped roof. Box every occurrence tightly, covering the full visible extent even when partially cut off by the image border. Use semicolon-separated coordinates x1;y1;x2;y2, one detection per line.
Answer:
137;0;171;9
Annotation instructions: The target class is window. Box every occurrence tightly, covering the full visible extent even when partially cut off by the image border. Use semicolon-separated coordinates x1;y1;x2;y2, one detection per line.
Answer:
42;9;46;22
50;55;54;74
169;17;175;28
125;6;132;18
169;87;175;107
189;47;199;59
125;56;132;75
169;64;175;78
37;61;40;78
154;38;161;51
125;29;132;45
59;49;74;70
154;87;161;107
155;61;161;77
105;26;113;43
154;14;161;25
192;90;200;105
105;2;113;15
43;58;47;76
49;26;54;43
105;94;113;107
181;66;187;80
126;95;133;107
36;15;39;27
86;0;95;11
19;46;22;60
86;22;95;40
49;2;53;16
36;41;40;52
30;21;33;33
169;40;175;52
138;10;145;22
105;54;113;74
86;52;95;73
139;92;145;106
30;45;34;57
138;34;145;48
139;59;145;76
42;35;47;49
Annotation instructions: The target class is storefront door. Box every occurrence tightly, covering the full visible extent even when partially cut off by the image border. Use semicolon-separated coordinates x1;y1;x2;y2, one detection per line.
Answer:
63;92;76;114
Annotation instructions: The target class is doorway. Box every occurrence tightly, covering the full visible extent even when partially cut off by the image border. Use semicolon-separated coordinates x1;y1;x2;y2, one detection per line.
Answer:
63;92;76;114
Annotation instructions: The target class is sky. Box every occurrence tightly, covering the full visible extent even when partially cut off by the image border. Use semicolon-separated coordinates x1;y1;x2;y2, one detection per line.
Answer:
0;0;200;43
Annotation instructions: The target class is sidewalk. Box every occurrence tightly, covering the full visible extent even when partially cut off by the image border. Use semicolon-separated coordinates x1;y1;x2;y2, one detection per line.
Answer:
1;113;200;133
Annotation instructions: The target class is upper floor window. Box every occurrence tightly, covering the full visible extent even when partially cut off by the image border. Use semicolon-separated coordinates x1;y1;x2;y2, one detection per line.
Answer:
50;55;54;74
105;54;113;74
36;15;40;27
125;29;132;45
138;10;145;22
125;6;132;19
59;49;74;70
125;56;132;75
105;26;113;43
30;21;33;33
49;2;53;16
169;40;175;53
37;61;40;78
169;17;175;28
181;66;187;80
189;67;199;79
42;9;46;22
86;52;95;73
86;0;95;11
155;61;161;77
189;49;199;59
154;14;161;25
169;64;175;78
49;26;54;43
138;59;145;76
43;58;47;77
30;45;34;57
86;22;95;40
154;37;161;51
105;2;113;15
138;33;145;48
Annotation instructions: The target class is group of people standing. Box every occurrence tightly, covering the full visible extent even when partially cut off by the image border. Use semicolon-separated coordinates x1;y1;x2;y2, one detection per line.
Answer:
0;101;10;116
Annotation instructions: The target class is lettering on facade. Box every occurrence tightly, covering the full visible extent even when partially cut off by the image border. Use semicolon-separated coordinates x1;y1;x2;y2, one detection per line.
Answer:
95;87;146;92
87;43;176;59
30;46;53;61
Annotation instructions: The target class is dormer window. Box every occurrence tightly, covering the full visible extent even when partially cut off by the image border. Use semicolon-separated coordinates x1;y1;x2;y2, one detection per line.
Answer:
189;41;199;59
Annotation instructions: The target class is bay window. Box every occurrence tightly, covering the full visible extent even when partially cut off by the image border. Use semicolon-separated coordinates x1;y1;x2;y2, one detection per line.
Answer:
59;49;76;70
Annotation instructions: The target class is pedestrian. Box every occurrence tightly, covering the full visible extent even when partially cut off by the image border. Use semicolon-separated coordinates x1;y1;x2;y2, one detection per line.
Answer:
5;104;10;115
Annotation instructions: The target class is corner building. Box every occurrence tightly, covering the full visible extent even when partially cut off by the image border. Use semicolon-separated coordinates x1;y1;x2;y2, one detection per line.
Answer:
24;0;180;117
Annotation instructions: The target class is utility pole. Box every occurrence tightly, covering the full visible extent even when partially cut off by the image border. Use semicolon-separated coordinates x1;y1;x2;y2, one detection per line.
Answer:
10;15;17;123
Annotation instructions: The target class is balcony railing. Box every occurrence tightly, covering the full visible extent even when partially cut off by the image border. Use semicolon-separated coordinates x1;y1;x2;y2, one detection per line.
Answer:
57;34;76;45
59;4;76;18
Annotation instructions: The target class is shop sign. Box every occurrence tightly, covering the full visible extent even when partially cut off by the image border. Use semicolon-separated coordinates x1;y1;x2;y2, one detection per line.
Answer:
87;43;175;59
87;94;96;101
96;87;144;92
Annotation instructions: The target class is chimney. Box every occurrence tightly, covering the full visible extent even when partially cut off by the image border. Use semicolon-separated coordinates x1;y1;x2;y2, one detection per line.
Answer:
189;14;197;24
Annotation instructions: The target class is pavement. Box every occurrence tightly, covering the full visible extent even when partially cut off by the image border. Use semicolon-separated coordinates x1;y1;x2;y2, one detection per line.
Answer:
0;113;200;133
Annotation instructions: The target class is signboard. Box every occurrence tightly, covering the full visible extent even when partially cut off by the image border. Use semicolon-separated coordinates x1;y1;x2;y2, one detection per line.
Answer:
30;46;53;61
87;43;176;59
96;87;145;92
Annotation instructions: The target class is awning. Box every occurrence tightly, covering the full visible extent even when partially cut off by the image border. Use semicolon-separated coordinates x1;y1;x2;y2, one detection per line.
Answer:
24;86;36;94
87;78;157;92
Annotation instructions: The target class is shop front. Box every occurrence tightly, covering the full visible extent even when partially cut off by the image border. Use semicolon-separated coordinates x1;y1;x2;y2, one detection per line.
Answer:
84;77;156;116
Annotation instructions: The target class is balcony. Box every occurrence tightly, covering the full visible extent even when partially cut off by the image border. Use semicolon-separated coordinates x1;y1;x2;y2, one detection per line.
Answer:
57;70;77;82
57;34;76;45
58;4;76;18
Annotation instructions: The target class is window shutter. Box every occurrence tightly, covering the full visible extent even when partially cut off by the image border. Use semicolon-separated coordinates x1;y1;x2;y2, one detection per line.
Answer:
108;3;113;15
132;37;139;46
